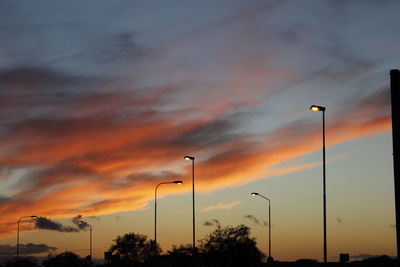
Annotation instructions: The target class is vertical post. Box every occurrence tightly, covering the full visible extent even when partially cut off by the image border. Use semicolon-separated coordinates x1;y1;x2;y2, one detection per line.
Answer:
310;105;327;263
154;180;182;256
192;159;196;253
16;219;21;258
322;109;327;263
251;193;272;262
390;69;400;260
184;156;196;253
268;200;271;259
90;226;92;265
154;185;158;255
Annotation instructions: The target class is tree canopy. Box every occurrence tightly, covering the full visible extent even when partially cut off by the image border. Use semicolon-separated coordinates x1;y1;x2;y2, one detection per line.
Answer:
3;257;38;267
42;251;88;267
109;232;161;263
199;224;265;267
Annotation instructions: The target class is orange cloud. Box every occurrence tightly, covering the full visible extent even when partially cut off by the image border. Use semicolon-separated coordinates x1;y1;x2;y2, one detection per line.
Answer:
0;66;391;239
202;201;241;212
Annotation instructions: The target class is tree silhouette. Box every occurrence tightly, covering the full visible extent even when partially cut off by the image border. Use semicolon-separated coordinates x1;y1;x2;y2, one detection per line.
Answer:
166;244;194;266
3;257;38;267
199;224;265;267
109;232;161;264
42;251;88;267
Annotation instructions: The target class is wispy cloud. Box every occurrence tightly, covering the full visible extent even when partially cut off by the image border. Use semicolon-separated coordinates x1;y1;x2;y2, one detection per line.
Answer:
35;217;79;233
0;243;56;256
244;215;268;227
202;201;241;212
204;219;221;227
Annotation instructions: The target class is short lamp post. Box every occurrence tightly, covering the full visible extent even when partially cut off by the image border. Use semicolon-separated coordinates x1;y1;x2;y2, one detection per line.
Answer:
17;215;37;258
310;104;327;263
251;192;273;263
78;221;92;264
184;155;196;253
154;180;183;255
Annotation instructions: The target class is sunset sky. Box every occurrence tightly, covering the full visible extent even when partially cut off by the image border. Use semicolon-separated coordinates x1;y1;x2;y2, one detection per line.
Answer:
0;0;400;262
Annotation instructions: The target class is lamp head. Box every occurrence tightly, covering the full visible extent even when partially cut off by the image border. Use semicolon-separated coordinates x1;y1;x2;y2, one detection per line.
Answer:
31;216;37;219
310;105;326;112
184;155;195;161
173;180;183;184
78;220;85;225
251;192;259;196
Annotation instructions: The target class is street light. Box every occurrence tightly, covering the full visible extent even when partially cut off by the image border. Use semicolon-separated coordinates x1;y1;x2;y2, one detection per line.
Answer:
310;104;327;263
251;193;272;263
78;221;92;264
184;155;195;252
154;180;183;255
17;215;37;258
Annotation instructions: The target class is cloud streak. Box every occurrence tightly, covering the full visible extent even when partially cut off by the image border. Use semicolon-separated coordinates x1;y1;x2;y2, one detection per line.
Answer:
35;217;79;233
244;215;268;227
204;219;221;227
202;201;241;213
0;243;56;256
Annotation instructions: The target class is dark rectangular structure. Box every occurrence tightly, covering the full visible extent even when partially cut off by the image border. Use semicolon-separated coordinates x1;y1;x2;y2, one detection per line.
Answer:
391;69;400;260
339;253;349;263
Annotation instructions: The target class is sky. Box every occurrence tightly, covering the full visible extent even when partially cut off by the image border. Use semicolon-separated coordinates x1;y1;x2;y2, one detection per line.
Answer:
0;0;399;262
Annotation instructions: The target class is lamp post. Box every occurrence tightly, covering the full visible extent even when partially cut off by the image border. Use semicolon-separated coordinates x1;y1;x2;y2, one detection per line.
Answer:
154;180;183;255
184;155;195;253
78;221;92;264
251;193;272;262
310;104;327;263
17;215;37;258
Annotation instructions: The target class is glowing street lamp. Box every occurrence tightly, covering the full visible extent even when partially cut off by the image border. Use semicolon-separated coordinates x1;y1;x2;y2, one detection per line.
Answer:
310;105;326;112
17;215;37;258
251;193;272;262
154;180;183;255
183;155;196;252
78;221;92;264
310;104;327;263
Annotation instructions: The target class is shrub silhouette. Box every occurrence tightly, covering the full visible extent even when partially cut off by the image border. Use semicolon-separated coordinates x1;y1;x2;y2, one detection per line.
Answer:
42;251;88;267
109;232;161;264
3;257;38;267
199;224;265;267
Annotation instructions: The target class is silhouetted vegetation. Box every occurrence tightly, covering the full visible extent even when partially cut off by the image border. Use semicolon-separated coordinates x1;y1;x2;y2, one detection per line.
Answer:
42;251;89;267
108;232;160;265
1;227;398;267
2;257;38;267
199;224;265;267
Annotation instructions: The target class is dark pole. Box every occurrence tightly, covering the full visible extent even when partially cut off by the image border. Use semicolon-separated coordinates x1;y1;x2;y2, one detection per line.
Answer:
154;183;161;254
192;158;195;252
390;69;400;260
184;156;196;253
154;180;183;256
154;182;166;256
310;105;327;263
16;216;36;258
89;225;92;264
77;220;92;264
16;218;21;258
268;199;271;259
322;108;327;264
251;193;272;261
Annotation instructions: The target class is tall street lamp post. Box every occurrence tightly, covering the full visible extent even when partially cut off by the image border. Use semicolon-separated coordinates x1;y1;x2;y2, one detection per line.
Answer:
184;155;195;252
251;192;272;262
17;215;37;258
310;104;327;263
78;221;92;264
154;180;183;255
